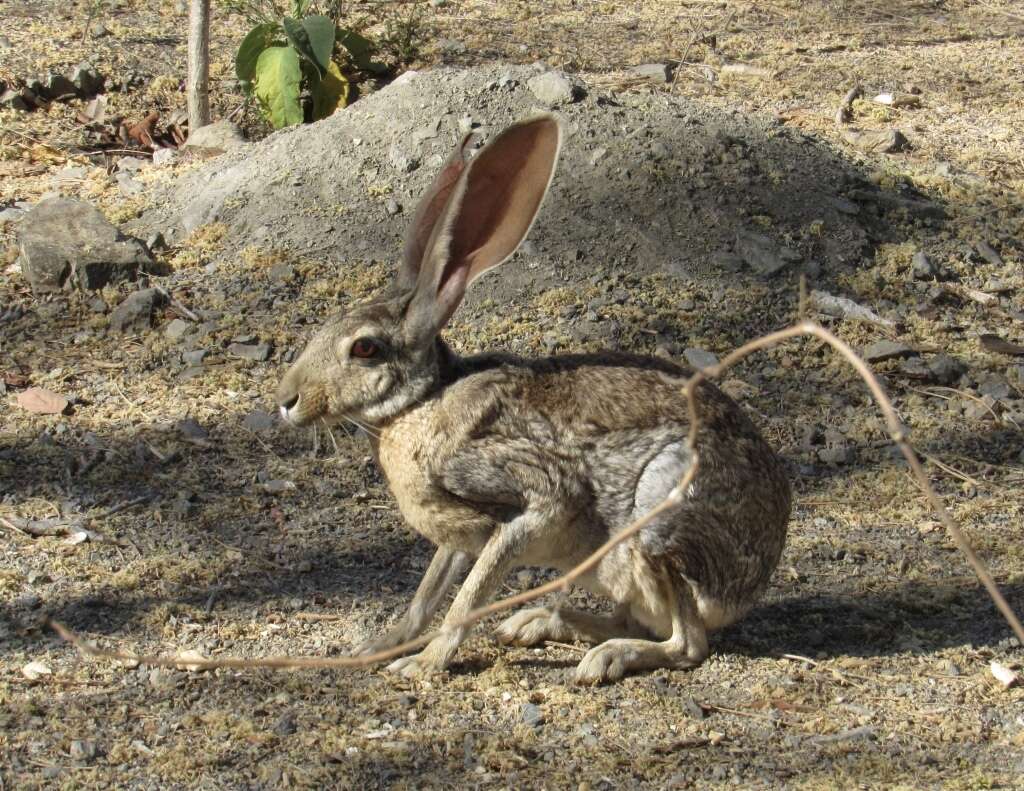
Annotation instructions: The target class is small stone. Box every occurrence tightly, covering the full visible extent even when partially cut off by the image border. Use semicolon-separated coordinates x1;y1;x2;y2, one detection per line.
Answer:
588;146;608;166
69;739;99;761
389;144;420;173
152;148;179;167
175;418;209;441
818;445;854;465
182;349;208;366
274;715;298;736
683;348;719;370
521;703;544;727
385;198;401;216
145;232;168;253
116;156;145;173
108;288;165;333
629;63;673;83
964;395;999;421
735;230;801;276
527;71;578;106
911;250;936;280
164;318;191;341
0;88;30;112
0;36;11;49
243;410;276;432
899;357;930;379
229;342;271;362
184;120;247;151
862;340;917;362
116;172;144;197
978;377;1011;400
89;20;111;38
0;206;27;225
975;241;1003;266
927;354;965;385
69;63;104;97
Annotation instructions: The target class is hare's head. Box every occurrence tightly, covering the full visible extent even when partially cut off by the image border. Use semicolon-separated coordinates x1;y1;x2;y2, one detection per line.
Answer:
276;115;562;428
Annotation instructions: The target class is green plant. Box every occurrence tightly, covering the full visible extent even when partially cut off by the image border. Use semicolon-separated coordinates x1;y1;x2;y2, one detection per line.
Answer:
231;0;382;129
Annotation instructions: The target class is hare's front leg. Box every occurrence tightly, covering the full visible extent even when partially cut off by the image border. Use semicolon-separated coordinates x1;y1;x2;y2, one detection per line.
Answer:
387;521;528;678
356;546;469;656
495;604;649;646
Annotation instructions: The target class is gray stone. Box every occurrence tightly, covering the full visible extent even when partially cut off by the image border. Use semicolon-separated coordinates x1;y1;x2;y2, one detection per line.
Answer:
182;349;208;366
116;172;144;197
0;88;29;112
145;232;168;252
975;241;1003;266
862;340;917;362
175;418;209;442
684;348;719;370
109;289;165;334
69;739;99;761
978;377;1011;400
89;20;110;38
630;63;673;83
0;207;26;226
184;120;247;151
70;63;104;97
18;198;155;291
164;318;191;341
44;73;78;100
521;703;544;727
911;250;936;280
116;156;145;173
0;36;11;49
527;71;578;106
735;230;801;276
229;342;272;362
52;166;89;189
151;148;179;167
243;410;276;432
927;354;965;385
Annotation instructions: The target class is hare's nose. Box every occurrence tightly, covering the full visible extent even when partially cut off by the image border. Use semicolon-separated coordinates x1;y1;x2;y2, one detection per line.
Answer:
280;394;299;411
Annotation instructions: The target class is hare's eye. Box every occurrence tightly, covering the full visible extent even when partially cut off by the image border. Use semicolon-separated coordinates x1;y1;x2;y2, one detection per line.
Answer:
350;337;382;359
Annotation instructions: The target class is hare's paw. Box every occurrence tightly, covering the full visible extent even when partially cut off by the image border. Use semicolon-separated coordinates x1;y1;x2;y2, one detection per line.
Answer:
386;634;459;678
494;607;566;646
575;640;635;685
355;621;412;656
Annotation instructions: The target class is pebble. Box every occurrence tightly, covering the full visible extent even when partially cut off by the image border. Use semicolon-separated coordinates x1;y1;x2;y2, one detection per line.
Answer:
975;241;1003;266
152;148;179;167
521;702;544;727
629;63;673;83
175;418;209;441
927;354;965;385
243;410;276;432
735;230;800;276
527;71;578;106
229;342;272;362
89;20;111;38
862;340;917;362
69;739;99;761
683;348;719;370
164;318;191;341
911;250;936;280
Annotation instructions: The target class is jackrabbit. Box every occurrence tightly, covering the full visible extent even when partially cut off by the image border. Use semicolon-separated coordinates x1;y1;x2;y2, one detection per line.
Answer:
277;115;791;684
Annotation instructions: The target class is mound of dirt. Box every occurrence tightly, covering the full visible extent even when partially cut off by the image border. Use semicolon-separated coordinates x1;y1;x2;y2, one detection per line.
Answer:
142;63;877;296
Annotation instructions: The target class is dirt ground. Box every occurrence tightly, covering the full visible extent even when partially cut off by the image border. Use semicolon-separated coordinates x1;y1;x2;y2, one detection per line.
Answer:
2;2;1024;789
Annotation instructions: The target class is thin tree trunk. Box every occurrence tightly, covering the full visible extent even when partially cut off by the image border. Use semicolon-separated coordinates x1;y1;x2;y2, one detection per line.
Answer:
187;0;211;132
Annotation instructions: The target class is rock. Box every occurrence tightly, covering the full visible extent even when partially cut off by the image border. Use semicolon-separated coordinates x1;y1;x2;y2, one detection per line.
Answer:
818;445;854;465
116;172;144;197
182;349;208;366
735;230;800;276
629;63;673;83
229;342;272;362
145;232;168;253
0;88;30;112
109;288;165;333
70;63;104;97
975;241;1003;266
116;156;145;173
862;340;917;362
175;418;209;442
243;410;276;432
43;73;77;100
17;198;155;292
51;165;89;189
164;318;191;341
978;377;1011;400
151;148;179;167
69;739;99;762
0;36;11;49
527;71;578;106
683;348;719;370
385;198;401;216
0;206;26;226
389;144;420;173
521;703;544;727
89;20;111;38
964;394;998;421
711;249;745;272
911;250;936;280
184;120;247;151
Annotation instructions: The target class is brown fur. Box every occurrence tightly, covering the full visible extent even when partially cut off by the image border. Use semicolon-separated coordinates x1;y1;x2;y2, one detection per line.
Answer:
277;116;791;683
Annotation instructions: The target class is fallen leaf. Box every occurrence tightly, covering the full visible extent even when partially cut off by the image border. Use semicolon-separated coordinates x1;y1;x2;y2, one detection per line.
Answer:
22;660;53;680
175;648;211;672
3;370;30;388
17;387;70;415
991;661;1019;688
126;111;160;148
979;334;1024;356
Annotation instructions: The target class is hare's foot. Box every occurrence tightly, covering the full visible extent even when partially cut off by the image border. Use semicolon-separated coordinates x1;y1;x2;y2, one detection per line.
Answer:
574;583;709;684
495;606;645;647
386;629;463;678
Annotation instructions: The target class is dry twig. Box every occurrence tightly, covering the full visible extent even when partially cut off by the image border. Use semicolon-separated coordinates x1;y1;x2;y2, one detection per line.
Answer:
47;320;1024;672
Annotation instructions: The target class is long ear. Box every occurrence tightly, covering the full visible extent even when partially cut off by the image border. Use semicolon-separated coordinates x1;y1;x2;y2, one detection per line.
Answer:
405;114;562;340
395;133;476;293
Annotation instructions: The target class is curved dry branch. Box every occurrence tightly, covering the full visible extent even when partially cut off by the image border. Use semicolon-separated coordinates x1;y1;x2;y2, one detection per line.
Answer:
47;320;1024;673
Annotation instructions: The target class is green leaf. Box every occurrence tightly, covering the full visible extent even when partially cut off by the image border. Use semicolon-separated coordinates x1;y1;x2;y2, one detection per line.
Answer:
291;0;311;17
236;23;281;90
337;27;388;75
312;60;349;120
302;15;337;73
283;15;331;78
253;45;304;128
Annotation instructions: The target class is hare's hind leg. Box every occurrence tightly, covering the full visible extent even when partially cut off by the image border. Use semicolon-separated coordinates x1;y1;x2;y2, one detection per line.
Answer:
574;580;708;685
495;604;649;647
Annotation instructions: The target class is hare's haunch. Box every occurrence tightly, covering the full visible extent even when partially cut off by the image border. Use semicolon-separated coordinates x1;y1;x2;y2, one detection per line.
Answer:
277;116;791;684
